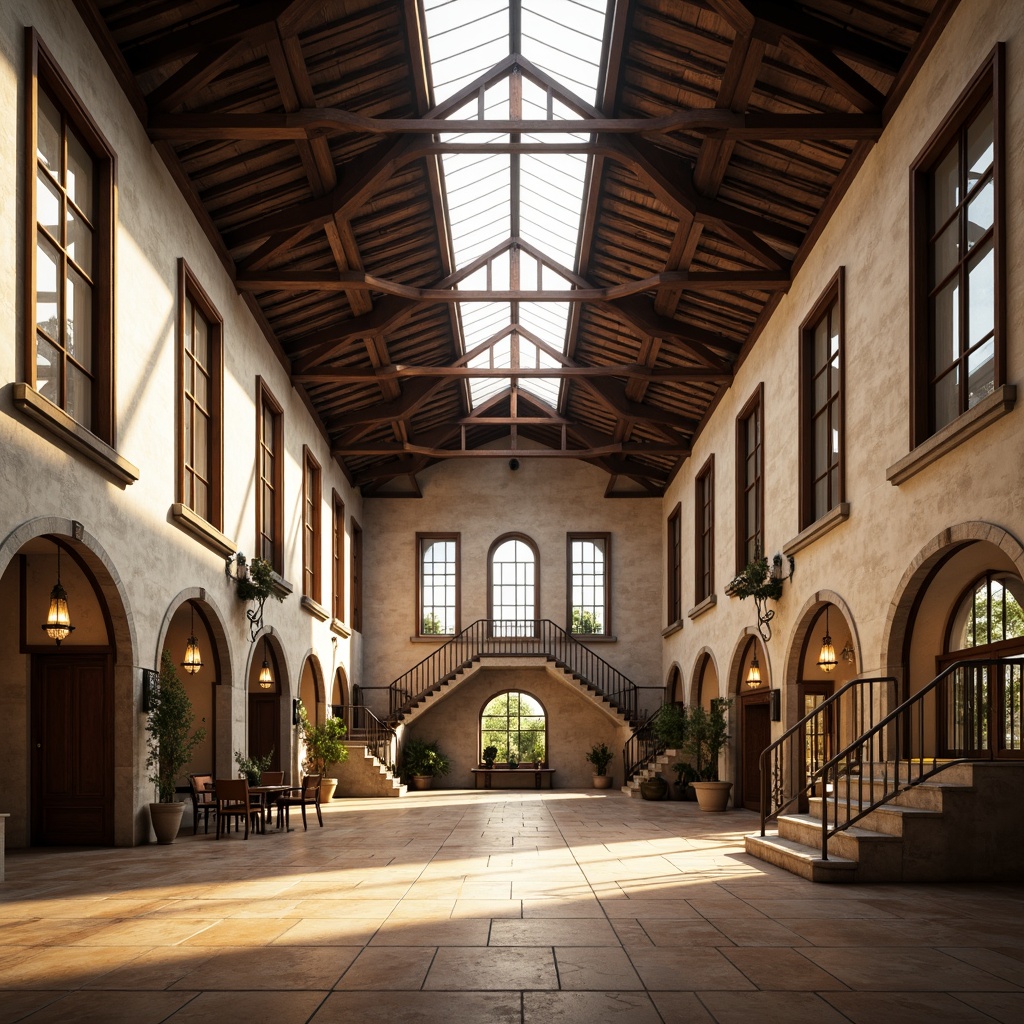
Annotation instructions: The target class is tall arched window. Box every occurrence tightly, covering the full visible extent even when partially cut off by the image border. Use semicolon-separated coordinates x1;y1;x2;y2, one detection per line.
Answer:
948;572;1024;652
489;534;537;636
481;691;546;765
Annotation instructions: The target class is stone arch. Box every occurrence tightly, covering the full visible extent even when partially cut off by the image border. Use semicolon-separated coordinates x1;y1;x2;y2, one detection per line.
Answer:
726;627;772;696
0;516;139;846
688;647;720;707
665;663;684;704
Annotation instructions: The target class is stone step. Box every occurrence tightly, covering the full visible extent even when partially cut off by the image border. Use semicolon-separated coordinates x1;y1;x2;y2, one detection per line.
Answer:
777;811;900;865
743;831;857;883
807;795;943;837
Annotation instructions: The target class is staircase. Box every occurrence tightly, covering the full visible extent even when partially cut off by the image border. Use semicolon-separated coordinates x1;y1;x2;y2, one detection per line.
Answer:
622;748;680;797
334;705;405;798
745;657;1024;883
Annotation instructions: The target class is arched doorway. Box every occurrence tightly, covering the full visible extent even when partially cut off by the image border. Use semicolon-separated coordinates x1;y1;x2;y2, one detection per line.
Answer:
691;650;719;710
666;665;683;705
248;632;283;772
736;634;770;811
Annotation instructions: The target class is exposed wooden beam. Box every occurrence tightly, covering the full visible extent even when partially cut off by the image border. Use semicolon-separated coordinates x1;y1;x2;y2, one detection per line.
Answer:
146;40;253;111
294;365;733;383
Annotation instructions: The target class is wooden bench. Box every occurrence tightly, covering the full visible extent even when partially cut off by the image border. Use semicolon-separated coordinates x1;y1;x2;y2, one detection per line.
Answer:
472;768;555;790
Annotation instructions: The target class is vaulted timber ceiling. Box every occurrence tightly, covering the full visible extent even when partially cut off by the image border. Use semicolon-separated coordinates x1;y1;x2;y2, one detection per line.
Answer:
75;0;959;496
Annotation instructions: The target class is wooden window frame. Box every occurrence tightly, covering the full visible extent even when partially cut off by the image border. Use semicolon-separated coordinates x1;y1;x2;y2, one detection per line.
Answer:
177;259;223;529
735;384;765;572
567;532;611;637
350;517;363;633
799;269;845;530
417;534;461;637
24;29;115;445
694;456;715;604
911;47;1005;449
255;377;284;573
332;490;345;625
667;503;682;626
302;446;321;603
487;533;540;635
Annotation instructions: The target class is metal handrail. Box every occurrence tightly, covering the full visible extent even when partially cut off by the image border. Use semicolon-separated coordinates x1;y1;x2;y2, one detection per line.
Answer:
815;657;1023;860
388;618;639;722
623;704;671;783
758;676;896;837
337;703;398;774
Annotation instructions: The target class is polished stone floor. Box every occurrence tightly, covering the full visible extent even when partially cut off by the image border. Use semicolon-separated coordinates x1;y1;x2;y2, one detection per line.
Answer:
1;789;1022;1024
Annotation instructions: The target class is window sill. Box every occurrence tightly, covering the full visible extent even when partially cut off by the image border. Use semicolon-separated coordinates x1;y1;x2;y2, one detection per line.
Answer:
12;382;139;486
330;618;352;638
570;634;617;643
783;503;851;557
269;573;293;599
411;634;453;643
661;619;684;638
169;503;236;558
300;596;329;622
687;594;717;620
887;384;1017;486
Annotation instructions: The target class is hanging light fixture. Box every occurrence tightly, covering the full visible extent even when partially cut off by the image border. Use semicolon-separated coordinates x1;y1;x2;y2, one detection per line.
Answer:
818;605;837;673
258;636;273;689
42;540;75;645
746;648;762;688
181;602;203;675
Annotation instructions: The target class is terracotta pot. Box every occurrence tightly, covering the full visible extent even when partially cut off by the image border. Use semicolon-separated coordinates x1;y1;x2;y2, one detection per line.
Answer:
320;778;338;803
410;775;433;790
640;777;668;801
592;774;612;789
149;802;185;845
691;780;733;811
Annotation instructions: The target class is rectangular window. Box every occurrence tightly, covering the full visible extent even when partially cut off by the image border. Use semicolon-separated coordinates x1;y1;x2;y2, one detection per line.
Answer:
694;457;714;604
800;271;844;527
178;260;222;527
568;533;610;636
912;51;1003;444
256;378;283;572
302;446;321;602
332;490;345;624
351;517;363;633
667;504;682;625
27;30;115;442
418;534;459;636
736;385;764;570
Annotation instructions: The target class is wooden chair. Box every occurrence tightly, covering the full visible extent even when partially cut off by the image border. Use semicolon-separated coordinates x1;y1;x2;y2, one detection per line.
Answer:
277;774;323;831
215;779;261;839
256;771;284;828
188;774;216;835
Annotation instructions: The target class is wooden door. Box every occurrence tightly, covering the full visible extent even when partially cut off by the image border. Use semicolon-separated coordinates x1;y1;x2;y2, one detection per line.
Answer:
740;695;771;811
248;694;280;770
31;655;114;846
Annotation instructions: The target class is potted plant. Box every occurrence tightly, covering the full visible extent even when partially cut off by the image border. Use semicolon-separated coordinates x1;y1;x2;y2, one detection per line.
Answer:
296;702;348;802
671;761;698;801
402;738;451;790
506;749;520;770
234;748;274;786
482;745;498;769
653;702;688;751
585;741;614;789
682;699;734;811
145;650;206;844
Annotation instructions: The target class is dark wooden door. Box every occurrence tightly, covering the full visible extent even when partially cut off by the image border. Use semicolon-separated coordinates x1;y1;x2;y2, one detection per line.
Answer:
248;695;280;770
31;655;114;846
740;696;771;811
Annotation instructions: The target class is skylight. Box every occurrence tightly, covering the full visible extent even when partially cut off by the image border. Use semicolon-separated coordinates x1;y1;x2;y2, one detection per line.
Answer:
423;0;609;412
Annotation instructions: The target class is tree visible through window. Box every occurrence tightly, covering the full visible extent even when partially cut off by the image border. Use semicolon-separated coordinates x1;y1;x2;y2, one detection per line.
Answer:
419;535;458;635
481;691;546;765
490;536;536;636
569;534;608;635
950;573;1024;651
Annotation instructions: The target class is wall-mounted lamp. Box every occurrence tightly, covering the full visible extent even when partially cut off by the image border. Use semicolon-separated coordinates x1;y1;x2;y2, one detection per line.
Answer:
840;638;855;666
42;539;75;645
258;635;273;689
817;605;837;673
181;601;203;675
746;649;762;688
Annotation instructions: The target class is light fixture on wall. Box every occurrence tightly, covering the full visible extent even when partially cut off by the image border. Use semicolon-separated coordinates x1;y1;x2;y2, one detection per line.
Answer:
746;649;762;688
258;636;273;689
181;602;203;675
42;539;75;646
817;605;837;673
840;638;856;665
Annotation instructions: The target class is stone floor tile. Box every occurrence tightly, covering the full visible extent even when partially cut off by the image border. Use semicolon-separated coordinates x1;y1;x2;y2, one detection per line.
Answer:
521;898;603;917
272;918;381;945
72;917;214;946
179;919;295;946
424;946;558;989
950;992;1024;1024
0;946;142;990
646;991;717;1023
333;946;434;990
524;990;662;1023
370;918;491;945
710;918;808;946
627;947;756;991
489;918;618;946
553;946;644;990
821;990;1002;1023
12;990;194;1023
636;918;733;947
170;946;357;990
937;945;1024;985
696;990;853;1023
0;992;63;1024
720;946;849;990
310;990;522;1023
82;947;213;989
164;990;327;1023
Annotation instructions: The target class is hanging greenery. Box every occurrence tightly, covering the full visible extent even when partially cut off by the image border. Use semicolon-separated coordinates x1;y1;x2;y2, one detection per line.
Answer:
728;551;795;642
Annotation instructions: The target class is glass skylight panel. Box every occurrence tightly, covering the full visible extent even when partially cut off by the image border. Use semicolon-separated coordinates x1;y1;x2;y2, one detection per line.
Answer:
423;0;609;415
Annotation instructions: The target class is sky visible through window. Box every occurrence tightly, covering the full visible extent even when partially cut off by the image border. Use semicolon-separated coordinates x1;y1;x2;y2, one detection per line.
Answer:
422;0;609;409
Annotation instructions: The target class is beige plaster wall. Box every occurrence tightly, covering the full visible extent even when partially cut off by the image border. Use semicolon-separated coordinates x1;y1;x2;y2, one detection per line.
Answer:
403;664;633;789
361;453;664;718
662;0;1024;758
0;1;362;844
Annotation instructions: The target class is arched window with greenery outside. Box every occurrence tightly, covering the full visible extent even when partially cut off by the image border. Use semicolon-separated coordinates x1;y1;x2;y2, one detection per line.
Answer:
489;534;537;637
481;691;546;765
947;572;1024;652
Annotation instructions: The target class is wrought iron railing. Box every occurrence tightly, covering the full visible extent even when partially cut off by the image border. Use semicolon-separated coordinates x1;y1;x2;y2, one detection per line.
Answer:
337;703;398;774
798;657;1023;860
388;618;639;722
758;676;895;836
622;704;674;783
